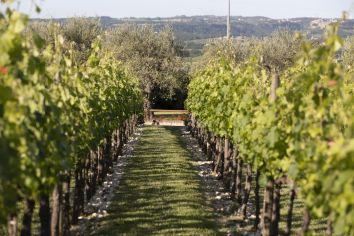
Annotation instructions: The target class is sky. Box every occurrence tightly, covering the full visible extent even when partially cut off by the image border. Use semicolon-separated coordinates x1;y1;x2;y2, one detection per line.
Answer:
6;0;354;19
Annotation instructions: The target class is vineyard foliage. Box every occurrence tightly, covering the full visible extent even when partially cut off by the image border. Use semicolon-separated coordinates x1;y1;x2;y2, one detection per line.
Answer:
186;26;354;234
0;3;142;223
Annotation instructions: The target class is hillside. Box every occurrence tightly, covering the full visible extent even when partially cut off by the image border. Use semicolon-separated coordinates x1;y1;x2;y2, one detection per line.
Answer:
33;15;354;57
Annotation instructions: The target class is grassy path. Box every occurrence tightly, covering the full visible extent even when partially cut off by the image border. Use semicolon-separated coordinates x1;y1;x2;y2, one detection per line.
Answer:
91;126;220;236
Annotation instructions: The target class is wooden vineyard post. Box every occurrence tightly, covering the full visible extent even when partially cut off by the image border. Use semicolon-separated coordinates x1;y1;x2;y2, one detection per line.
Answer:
262;68;280;236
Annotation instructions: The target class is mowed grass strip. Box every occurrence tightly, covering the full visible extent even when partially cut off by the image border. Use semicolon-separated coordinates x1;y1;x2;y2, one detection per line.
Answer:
91;126;220;236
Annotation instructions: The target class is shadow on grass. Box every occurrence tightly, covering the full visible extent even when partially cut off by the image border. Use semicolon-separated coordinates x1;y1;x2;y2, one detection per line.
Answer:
91;126;220;236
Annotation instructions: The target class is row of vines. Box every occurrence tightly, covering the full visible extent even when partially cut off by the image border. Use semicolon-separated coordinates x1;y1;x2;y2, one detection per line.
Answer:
0;3;142;236
186;26;353;235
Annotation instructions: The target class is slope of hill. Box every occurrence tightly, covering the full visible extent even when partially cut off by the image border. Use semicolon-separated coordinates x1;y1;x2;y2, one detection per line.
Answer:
32;15;354;57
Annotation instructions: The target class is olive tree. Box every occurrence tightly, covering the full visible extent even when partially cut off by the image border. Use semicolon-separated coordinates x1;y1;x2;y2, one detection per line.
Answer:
260;30;302;73
28;17;102;64
62;17;102;63
342;35;354;71
192;38;258;74
103;24;189;118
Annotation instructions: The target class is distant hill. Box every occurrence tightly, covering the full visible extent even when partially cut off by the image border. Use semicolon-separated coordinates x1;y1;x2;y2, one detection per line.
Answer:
32;15;354;57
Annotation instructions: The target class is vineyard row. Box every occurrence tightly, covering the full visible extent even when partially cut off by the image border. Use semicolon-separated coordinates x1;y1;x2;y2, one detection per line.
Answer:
0;7;143;236
186;25;354;236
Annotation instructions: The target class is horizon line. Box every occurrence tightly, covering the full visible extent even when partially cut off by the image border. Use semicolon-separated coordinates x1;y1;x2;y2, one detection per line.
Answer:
30;14;347;20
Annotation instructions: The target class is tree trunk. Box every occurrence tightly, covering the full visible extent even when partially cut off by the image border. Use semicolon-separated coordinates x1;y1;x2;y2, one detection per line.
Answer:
133;114;137;134
223;138;232;190
202;129;208;154
271;69;280;101
85;155;92;202
210;136;217;164
113;129;119;161
117;128;122;154
219;138;225;179
111;130;117;160
297;207;311;236
21;199;35;236
51;185;61;236
262;68;279;236
124;121;129;144
7;214;18;236
72;166;80;225
72;162;84;225
326;215;333;236
105;136;112;174
97;146;104;185
261;178;274;236
271;180;281;236
117;128;123;157
286;185;296;236
213;137;222;175
241;164;252;219
190;116;195;136
62;174;71;236
39;194;51;236
92;150;98;197
254;170;261;230
206;132;212;161
144;93;152;121
230;148;239;199
197;127;202;146
79;167;85;216
235;158;243;204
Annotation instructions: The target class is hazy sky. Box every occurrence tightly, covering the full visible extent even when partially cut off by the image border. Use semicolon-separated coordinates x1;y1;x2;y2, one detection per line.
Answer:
9;0;354;19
